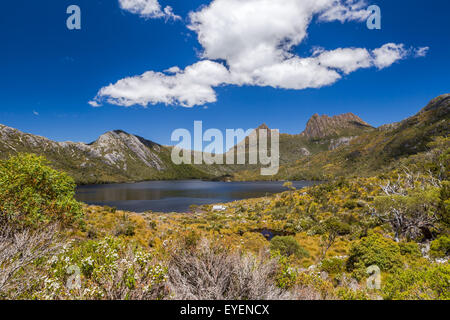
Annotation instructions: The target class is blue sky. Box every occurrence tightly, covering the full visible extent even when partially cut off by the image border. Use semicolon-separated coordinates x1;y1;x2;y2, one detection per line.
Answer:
0;0;448;146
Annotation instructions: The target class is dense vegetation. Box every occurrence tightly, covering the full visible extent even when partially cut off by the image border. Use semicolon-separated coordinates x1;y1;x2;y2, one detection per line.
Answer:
0;143;448;299
0;154;83;227
235;94;450;181
0;95;448;300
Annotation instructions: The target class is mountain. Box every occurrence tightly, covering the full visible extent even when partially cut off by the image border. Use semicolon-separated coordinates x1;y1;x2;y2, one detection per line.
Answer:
253;94;450;180
0;111;384;183
0;126;210;184
301;112;374;139
222;112;375;178
1;94;447;183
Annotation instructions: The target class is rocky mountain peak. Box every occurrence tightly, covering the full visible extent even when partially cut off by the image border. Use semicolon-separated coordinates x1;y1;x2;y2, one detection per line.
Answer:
419;93;450;114
301;112;373;139
256;123;269;131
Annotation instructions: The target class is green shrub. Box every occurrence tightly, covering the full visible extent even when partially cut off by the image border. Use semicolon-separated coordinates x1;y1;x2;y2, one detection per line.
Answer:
438;180;450;229
382;263;450;300
335;287;370;300
183;230;201;249
374;181;441;240
346;232;403;280
399;242;421;258
321;257;346;275
33;237;167;300
114;214;136;237
270;236;309;259
275;256;298;289
0;154;83;227
269;207;289;220
430;235;450;258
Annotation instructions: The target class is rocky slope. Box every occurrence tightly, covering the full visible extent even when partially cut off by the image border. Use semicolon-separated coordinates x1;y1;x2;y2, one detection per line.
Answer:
0;126;209;184
3;95;447;183
301;113;374;139
0;111;380;183
268;94;450;180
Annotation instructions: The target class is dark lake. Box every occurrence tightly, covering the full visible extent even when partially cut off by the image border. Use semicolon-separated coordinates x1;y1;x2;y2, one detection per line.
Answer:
75;180;317;213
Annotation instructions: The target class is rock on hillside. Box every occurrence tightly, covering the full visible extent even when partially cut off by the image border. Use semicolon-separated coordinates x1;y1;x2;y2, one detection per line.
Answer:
301;113;373;139
0;125;208;184
89;130;165;171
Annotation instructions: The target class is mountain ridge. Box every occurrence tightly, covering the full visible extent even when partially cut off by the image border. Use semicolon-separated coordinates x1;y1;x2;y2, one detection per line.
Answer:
1;95;448;183
234;94;450;180
301;112;374;139
0;124;210;184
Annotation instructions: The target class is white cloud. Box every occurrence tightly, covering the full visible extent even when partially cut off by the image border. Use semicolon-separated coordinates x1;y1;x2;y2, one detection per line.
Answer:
92;61;230;108
372;43;408;69
316;47;372;74
415;46;430;58
319;0;371;23
33;110;39;116
92;0;428;107
88;100;101;107
118;0;180;20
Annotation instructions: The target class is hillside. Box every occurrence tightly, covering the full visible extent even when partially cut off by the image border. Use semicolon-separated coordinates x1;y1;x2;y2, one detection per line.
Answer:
0;126;210;184
216;117;374;176
235;94;449;180
0;112;372;183
1;94;448;183
301;112;374;139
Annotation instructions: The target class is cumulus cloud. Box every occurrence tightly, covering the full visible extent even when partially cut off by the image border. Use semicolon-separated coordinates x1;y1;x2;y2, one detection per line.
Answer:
316;47;372;74
91;0;428;107
372;43;408;69
319;0;371;22
118;0;180;20
92;61;230;107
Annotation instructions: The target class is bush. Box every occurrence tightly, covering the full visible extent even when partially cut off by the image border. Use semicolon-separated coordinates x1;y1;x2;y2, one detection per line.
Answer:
114;214;136;237
382;263;450;300
0;154;83;227
0;224;59;298
399;242;421;258
440;181;450;228
167;239;291;300
33;237;167;300
374;182;441;241
346;232;403;279
270;236;309;259
295;272;335;300
321;257;346;275
182;230;201;249
275;256;298;289
430;235;450;258
335;287;370;300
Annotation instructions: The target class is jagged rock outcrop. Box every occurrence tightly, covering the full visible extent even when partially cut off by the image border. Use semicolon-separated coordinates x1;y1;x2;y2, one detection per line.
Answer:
419;93;450;115
4;94;446;184
329;137;355;150
301;113;373;139
90;130;165;171
299;147;311;156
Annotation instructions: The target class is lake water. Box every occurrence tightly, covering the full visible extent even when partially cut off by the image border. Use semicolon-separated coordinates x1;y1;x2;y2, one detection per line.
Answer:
76;180;317;213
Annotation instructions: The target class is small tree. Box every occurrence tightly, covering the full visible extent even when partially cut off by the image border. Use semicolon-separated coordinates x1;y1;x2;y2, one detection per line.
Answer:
372;170;442;241
270;236;309;259
319;218;351;260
